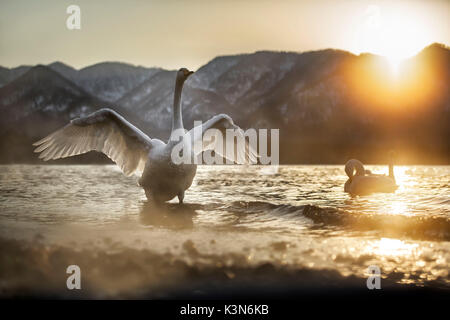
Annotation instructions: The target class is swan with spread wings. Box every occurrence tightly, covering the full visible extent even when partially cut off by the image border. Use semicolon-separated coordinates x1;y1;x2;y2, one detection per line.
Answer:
33;68;257;203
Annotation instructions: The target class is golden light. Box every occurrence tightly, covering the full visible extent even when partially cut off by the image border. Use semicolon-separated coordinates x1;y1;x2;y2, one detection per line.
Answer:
370;238;418;257
388;201;408;216
355;4;432;76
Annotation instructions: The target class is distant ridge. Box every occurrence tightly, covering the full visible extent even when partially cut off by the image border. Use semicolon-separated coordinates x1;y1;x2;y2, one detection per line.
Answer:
0;43;448;164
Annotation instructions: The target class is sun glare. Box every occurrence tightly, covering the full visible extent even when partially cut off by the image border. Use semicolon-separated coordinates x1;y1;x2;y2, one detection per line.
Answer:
355;4;431;75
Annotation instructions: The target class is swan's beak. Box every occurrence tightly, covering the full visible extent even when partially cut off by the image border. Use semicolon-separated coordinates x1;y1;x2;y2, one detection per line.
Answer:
187;71;194;76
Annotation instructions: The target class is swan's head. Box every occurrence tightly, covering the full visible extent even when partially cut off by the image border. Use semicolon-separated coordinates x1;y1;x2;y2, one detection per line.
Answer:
345;159;365;178
177;68;194;82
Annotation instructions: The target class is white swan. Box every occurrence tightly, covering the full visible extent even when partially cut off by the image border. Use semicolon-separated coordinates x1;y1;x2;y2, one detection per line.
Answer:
33;68;257;203
344;155;397;196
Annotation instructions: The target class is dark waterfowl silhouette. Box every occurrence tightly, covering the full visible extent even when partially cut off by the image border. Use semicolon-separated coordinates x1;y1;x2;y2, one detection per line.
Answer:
344;153;397;196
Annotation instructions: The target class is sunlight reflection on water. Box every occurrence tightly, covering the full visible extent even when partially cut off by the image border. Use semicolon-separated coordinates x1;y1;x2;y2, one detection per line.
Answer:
370;238;419;257
0;164;448;293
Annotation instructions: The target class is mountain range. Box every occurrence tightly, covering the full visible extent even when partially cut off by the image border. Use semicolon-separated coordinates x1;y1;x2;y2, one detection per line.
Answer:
0;43;448;164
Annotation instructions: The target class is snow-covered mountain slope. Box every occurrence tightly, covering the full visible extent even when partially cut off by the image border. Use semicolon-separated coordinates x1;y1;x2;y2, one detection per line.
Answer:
0;65;105;134
116;70;233;139
0;65;32;87
0;62;159;103
70;62;160;102
0;44;448;163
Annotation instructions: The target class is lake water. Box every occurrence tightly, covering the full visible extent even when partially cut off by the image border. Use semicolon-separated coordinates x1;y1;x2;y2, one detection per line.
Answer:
0;165;448;298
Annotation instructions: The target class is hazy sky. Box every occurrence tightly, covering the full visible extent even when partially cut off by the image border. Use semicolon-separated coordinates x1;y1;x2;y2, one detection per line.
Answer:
0;0;448;70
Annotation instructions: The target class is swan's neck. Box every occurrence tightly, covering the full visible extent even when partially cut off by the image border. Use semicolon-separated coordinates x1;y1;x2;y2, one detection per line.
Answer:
171;78;184;135
345;159;365;178
389;162;394;179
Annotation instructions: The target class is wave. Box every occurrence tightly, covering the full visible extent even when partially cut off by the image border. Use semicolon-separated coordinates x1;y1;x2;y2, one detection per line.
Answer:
0;236;447;299
227;201;450;241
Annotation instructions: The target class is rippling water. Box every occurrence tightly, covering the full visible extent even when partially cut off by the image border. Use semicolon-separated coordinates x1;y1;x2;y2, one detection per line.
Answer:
0;165;448;297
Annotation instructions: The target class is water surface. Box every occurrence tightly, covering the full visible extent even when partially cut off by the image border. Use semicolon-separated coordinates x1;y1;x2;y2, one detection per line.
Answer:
0;165;448;297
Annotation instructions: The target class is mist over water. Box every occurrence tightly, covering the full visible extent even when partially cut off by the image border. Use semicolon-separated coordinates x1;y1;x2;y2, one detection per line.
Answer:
0;165;448;298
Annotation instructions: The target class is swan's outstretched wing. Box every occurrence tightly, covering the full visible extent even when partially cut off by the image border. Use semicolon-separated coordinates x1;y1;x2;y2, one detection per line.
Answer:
187;114;258;164
33;108;153;176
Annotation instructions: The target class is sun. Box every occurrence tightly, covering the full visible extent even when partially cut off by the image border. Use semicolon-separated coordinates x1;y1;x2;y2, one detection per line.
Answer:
355;4;431;75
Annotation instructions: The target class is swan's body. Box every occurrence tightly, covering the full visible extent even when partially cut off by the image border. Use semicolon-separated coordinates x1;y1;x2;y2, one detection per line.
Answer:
139;138;197;203
344;158;397;196
33;68;256;203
